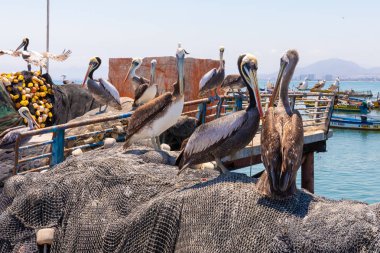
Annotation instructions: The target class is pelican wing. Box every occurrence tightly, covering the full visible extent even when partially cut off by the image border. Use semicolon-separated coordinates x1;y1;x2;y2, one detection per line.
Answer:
282;111;304;169
184;110;247;157
134;83;149;101
0;127;26;148
261;108;282;174
99;78;121;105
221;74;244;89
133;76;150;86
0;50;21;57
199;68;217;90
125;92;173;140
42;49;71;61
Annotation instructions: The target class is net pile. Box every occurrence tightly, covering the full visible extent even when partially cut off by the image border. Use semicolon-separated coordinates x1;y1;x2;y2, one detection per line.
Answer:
0;144;379;252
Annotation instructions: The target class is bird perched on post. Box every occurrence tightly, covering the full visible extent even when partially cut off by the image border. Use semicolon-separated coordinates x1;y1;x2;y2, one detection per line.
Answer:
198;46;225;100
82;57;122;114
177;53;263;175
123;44;188;150
14;38;71;72
258;50;304;198
0;107;40;149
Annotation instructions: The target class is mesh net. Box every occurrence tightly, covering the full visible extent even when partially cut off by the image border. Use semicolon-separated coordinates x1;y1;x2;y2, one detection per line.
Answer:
0;144;379;252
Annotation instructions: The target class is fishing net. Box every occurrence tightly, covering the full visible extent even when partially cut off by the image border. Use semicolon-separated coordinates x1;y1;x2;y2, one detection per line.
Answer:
0;143;379;252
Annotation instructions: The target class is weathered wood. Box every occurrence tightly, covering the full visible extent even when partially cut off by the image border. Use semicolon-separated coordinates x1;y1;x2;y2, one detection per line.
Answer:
301;152;314;193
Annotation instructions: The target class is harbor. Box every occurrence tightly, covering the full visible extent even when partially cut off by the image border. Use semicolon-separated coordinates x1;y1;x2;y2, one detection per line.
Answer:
1;1;380;252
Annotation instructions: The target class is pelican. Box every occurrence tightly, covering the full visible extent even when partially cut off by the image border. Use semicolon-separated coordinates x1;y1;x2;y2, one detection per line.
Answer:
328;77;340;91
132;59;158;107
177;53;263;175
123;58;150;90
312;79;326;90
82;57;122;113
199;46;225;99
220;74;245;95
124;45;188;150
297;77;309;90
259;50;303;198
15;37;71;71
0;107;40;149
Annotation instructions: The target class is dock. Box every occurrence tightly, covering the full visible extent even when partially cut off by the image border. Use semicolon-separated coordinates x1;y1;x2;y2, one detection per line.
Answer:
11;91;335;194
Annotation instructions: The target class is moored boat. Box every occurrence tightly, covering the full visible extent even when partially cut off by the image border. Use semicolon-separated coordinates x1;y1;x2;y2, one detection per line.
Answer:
330;115;380;130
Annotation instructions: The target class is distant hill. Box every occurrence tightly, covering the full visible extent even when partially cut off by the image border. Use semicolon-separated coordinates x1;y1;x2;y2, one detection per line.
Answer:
263;58;380;80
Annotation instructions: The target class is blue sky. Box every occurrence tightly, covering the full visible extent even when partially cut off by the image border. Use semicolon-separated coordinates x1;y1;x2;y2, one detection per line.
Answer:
0;0;379;80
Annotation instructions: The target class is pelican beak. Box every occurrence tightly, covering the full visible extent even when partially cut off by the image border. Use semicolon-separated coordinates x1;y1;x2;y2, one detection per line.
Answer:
82;64;93;88
25;110;40;129
270;59;288;107
123;64;134;84
247;66;263;117
15;40;25;51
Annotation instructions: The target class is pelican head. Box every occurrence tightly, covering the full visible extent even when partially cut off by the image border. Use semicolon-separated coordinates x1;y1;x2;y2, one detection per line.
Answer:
82;57;101;87
16;37;29;51
238;54;263;117
124;58;143;83
279;50;299;91
176;44;189;96
219;46;225;53
18;107;40;129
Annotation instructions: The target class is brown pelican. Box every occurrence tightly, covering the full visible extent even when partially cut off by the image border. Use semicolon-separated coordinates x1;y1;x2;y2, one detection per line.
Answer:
259;50;303;198
123;45;188;150
0;107;40;149
220;74;245;95
199;46;225;100
123;58;150;90
312;79;326;90
132;59;158;107
178;53;263;174
296;77;309;90
15;38;71;71
328;77;340;91
82;57;122;113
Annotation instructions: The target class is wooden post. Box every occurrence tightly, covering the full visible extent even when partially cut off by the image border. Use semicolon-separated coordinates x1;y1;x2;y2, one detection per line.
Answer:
301;152;314;193
51;129;65;166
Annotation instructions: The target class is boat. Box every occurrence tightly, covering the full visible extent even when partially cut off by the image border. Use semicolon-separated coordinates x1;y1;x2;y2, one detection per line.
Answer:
304;98;370;113
330;115;380;130
309;88;373;98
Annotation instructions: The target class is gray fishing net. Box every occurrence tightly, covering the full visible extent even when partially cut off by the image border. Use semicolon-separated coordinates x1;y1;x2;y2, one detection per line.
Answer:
0;143;379;252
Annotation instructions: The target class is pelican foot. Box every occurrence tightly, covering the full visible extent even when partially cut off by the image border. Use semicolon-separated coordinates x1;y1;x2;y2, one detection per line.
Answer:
215;157;230;174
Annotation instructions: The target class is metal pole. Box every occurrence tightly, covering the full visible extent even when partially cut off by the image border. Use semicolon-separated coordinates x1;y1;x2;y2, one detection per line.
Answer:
46;0;50;73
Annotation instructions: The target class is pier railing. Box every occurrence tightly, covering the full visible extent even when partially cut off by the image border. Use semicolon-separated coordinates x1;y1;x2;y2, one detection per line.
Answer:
13;92;335;175
13;112;133;175
183;92;335;134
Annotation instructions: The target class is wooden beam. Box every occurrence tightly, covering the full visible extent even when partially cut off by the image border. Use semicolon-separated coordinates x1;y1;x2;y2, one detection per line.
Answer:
301;152;314;193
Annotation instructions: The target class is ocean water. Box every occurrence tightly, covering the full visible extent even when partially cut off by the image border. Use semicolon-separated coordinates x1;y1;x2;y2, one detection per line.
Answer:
239;81;380;204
